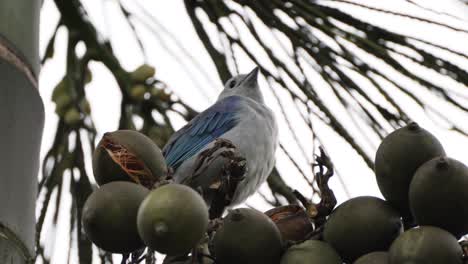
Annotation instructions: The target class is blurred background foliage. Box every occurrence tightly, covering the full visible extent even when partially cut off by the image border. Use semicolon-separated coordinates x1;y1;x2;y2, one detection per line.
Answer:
37;0;468;263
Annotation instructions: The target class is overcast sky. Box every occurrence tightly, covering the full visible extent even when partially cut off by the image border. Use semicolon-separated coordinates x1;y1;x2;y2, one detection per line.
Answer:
37;1;468;263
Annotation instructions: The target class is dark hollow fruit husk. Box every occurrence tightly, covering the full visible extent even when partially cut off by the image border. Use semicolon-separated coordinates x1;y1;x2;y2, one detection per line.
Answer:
265;205;313;243
137;184;209;255
409;156;468;238
280;239;342;264
213;208;283;264
323;196;402;262
374;122;445;217
388;226;463;264
82;181;149;253
92;130;167;188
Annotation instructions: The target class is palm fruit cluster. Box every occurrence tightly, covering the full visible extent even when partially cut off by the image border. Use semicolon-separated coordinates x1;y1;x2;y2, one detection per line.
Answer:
52;75;92;127
82;123;468;264
83;130;209;255
368;121;468;263
128;64;158;102
273;122;466;263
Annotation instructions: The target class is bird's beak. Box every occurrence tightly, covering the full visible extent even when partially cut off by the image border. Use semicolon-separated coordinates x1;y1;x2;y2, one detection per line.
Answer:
242;67;259;87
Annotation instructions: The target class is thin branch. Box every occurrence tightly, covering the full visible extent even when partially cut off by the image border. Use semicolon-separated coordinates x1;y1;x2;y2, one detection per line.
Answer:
322;0;468;34
118;2;148;60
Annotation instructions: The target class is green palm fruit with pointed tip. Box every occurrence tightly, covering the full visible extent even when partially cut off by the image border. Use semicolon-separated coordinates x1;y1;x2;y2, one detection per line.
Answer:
353;251;389;264
409;156;468;238
84;67;93;84
137;184;209;255
130;84;147;101
131;64;155;82
54;94;73;116
389;226;463;264
52;79;67;102
375;122;445;217
79;98;91;115
280;240;341;264
323;196;402;263
150;87;160;97
82;181;149;253
64;108;81;126
213;208;283;264
92;130;167;189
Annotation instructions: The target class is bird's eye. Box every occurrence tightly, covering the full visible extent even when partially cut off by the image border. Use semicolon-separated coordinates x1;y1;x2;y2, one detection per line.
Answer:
228;80;236;89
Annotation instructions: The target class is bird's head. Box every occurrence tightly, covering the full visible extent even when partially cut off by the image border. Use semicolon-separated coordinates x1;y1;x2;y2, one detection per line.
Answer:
218;67;264;103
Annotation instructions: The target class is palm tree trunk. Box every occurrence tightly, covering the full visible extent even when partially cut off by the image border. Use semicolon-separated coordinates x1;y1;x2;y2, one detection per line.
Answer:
0;0;43;263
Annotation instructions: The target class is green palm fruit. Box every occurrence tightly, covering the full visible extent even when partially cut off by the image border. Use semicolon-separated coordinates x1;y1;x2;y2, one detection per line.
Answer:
280;240;342;264
374;122;445;217
131;64;155;82
150;87;160;97
79;98;91;115
84;67;93;84
92;130;167;189
54;94;73;116
213;208;283;264
137;184;209;255
323;196;402;262
129;84;147;101
51;79;67;102
82;181;149;253
388;226;463;264
64;108;81;126
409;156;468;238
353;251;389;264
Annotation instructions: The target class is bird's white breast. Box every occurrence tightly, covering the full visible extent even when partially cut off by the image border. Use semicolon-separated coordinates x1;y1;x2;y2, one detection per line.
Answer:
221;99;277;203
173;97;278;205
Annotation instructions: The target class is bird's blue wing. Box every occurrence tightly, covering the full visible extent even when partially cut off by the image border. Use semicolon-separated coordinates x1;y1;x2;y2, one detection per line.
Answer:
163;96;242;170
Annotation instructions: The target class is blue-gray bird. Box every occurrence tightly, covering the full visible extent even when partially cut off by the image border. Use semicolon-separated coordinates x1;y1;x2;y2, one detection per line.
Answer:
162;68;278;205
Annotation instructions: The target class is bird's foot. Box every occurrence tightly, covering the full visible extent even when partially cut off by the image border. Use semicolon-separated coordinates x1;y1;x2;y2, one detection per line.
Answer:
219;153;246;199
189;138;247;218
208;145;247;219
